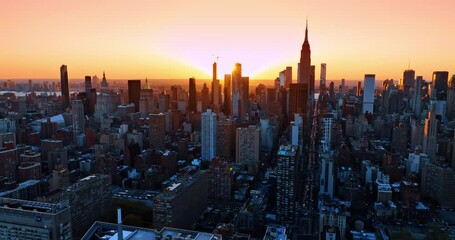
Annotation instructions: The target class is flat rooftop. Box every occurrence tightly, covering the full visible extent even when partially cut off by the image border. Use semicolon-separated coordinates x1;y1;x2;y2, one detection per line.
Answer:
82;222;222;240
0;197;68;214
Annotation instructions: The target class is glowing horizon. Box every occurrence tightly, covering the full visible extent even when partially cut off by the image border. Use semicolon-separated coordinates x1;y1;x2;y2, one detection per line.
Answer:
0;0;454;81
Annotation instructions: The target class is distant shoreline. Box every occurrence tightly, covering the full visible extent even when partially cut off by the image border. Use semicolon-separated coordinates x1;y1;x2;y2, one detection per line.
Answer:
0;78;382;88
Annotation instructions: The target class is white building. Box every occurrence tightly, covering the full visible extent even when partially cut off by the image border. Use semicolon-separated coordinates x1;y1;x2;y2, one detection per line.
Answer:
320;154;334;199
362;74;375;114
72;100;85;142
321;114;334;153
406;151;429;175
201;109;217;161
291;114;303;152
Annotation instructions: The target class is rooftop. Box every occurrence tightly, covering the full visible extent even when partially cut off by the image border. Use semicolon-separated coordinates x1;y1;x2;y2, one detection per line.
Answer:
263;226;287;240
0;179;40;197
82;222;222;240
277;145;298;157
0;197;68;214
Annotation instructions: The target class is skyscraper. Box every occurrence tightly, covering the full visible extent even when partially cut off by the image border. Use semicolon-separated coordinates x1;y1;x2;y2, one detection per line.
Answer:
356;81;362;96
72;99;85;143
67;174;111;238
189;77;197;112
240;76;250;121
285;66;292;88
423;103;438;160
236;125;260;173
92;75;99;89
288;83;309;122
223;74;232;116
291;114;303;152
208;157;233;201
100;72;108;92
413;76;423;117
153;171;208;229
128;80;141;112
320;63;327;91
140;78;154;115
298;21;311;86
432;71;449;100
319;154;334;199
340;78;345;97
232;63;242;118
276;144;300;224
201;83;210;112
447;74;455;120
402;69;415;96
216;119;235;160
150;113;166;149
85;76;92;98
297;21;314;129
362;74;375;114
212;62;220;109
201;109;217;161
84;76;93;115
60;65;70;110
422;162;455;209
321;113;333;153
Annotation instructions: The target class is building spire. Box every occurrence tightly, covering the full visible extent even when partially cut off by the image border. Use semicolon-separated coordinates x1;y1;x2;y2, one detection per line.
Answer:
143;78;151;90
304;18;309;43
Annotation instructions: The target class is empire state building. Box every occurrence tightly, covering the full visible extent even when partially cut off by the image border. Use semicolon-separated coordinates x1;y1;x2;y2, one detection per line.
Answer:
298;21;312;90
295;20;314;137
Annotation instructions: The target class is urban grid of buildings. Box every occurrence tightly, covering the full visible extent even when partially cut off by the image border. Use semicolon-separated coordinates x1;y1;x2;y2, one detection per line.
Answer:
0;22;453;240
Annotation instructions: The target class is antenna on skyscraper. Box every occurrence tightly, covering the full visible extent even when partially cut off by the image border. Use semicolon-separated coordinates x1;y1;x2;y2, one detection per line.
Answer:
408;59;411;69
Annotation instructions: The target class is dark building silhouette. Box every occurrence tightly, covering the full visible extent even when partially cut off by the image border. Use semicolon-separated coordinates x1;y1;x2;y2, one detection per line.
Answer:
447;74;455;120
153;170;208;229
211;62;221;111
189;77;197;112
41;118;57;139
85;76;91;98
232;63;242;118
67;174;111;238
402;69;415;96
84;76;93;115
89;88;97;115
288;83;309;122
432;71;449;100
276;145;301;224
297;21;313;130
208;157;233;201
217;119;235;160
201;82;210;112
60;65;70;110
223;74;232;116
298;21;311;86
128;80;141;112
149;113;166;149
240;76;250;121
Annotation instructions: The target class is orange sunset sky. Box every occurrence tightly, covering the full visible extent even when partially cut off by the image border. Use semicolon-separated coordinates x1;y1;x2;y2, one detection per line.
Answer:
0;0;454;82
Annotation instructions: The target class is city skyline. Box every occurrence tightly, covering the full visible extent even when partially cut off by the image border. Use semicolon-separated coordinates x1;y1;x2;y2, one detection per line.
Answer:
1;0;454;81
